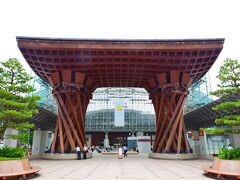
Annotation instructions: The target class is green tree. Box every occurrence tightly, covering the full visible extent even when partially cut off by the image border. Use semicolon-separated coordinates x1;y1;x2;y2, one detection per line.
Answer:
204;58;240;134
0;58;40;138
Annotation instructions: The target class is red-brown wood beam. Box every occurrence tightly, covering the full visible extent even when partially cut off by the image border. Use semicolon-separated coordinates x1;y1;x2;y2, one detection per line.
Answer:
156;93;165;133
76;92;87;145
49;70;94;153
153;93;176;152
156;95;185;152
66;94;85;146
177;115;184;153
165;103;184;152
50;117;59;153
150;71;193;154
55;96;75;150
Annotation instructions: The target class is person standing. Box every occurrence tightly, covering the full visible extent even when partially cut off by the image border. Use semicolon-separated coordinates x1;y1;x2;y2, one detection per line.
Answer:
136;145;139;154
76;146;81;160
83;144;88;159
123;145;128;157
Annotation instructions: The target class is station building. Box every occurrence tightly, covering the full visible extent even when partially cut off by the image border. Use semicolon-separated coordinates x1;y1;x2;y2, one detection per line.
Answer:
15;37;235;157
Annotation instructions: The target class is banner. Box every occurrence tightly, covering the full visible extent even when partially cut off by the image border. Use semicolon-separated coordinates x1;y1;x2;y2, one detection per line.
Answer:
114;101;125;126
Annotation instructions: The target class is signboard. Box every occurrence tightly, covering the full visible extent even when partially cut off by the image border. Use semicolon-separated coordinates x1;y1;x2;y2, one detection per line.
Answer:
192;131;199;140
114;101;125;126
138;139;151;142
199;130;204;136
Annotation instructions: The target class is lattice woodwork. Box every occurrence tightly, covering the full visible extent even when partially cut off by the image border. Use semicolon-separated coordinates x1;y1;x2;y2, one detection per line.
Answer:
48;70;95;153
150;71;193;153
17;37;224;88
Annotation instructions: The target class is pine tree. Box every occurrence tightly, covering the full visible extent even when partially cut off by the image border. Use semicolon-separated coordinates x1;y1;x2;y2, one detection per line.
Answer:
0;58;40;138
204;58;240;134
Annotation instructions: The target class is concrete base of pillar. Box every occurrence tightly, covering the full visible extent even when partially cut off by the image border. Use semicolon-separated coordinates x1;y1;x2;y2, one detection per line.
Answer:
148;152;198;160
43;152;93;160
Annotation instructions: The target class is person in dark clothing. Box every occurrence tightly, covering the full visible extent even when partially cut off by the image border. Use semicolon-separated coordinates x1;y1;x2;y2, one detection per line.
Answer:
123;145;128;157
136;146;139;153
76;146;81;160
83;144;88;159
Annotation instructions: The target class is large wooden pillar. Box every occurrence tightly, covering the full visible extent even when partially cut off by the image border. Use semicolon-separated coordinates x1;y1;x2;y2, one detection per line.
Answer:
149;71;193;153
48;70;96;153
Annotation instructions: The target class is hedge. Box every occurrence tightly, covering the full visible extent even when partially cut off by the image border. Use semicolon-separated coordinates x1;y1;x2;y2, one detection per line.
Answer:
218;148;240;160
0;147;26;158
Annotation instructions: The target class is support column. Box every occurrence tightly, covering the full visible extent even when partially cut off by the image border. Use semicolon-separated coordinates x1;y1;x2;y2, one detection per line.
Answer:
199;130;209;155
104;132;110;148
45;131;53;151
86;134;92;147
32;129;42;156
131;132;135;137
191;131;200;154
32;129;50;156
48;70;96;153
148;71;193;154
229;134;240;148
39;130;49;155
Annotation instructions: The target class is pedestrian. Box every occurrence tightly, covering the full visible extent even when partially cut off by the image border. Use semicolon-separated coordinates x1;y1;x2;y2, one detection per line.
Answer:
76;146;81;160
44;146;48;153
83;144;88;159
136;145;139;153
123;145;128;157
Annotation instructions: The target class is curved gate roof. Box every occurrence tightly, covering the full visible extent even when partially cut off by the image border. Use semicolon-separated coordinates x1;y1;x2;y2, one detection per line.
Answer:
17;37;224;90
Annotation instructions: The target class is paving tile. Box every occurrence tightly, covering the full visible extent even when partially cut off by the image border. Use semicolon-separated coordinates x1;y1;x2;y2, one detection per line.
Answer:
30;154;212;180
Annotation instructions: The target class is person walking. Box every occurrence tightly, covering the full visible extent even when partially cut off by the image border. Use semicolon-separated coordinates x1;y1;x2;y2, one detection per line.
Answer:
76;146;81;160
83;144;88;159
123;145;128;157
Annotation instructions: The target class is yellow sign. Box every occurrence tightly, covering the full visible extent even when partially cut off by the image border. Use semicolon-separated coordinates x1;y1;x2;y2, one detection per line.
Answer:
115;101;124;126
116;105;123;111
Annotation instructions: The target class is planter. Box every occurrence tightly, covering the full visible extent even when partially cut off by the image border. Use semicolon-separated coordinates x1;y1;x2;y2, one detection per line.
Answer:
43;152;92;160
202;157;240;179
149;152;198;160
0;158;40;179
101;151;138;155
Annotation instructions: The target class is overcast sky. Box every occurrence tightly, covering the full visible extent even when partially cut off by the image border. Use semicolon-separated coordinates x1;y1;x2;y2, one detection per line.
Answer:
0;0;240;91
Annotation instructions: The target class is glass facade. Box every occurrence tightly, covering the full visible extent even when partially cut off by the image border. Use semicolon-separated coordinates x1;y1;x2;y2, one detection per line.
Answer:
33;76;212;132
86;88;155;132
207;135;230;155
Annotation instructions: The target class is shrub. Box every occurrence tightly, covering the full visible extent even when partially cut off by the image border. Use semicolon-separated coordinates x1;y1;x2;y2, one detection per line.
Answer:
218;148;240;160
0;157;22;161
0;147;26;158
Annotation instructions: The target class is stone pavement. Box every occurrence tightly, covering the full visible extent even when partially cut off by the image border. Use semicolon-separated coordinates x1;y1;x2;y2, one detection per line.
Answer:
30;154;213;180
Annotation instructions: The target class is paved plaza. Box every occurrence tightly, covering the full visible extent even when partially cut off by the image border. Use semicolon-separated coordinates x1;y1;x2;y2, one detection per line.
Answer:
30;154;214;180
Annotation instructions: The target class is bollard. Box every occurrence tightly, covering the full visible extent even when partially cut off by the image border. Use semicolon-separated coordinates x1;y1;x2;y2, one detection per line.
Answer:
118;147;123;159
